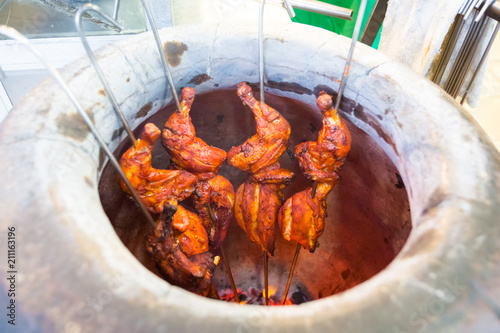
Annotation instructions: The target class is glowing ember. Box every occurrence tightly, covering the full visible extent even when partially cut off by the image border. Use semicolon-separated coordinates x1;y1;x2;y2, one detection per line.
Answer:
219;287;294;305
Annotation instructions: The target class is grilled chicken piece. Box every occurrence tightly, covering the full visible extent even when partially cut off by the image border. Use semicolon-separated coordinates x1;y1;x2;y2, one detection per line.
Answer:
194;175;235;248
162;87;235;248
278;182;334;252
119;123;196;214
227;83;294;256
162;87;227;180
234;176;292;256
146;204;217;297
227;82;291;174
295;91;351;183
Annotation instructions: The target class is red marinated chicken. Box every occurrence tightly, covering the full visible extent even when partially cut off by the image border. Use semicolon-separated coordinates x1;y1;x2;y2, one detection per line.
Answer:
228;82;294;255
278;182;334;252
194;175;235;248
234;180;288;256
119;123;196;214
278;92;351;252
162;87;234;248
227;82;291;175
295;91;351;183
146;204;218;296
162;87;226;180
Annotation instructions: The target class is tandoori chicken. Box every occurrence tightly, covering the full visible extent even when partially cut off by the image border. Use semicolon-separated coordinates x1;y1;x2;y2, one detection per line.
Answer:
278;91;351;252
119;123;197;214
227;82;291;175
295;91;351;183
162;87;234;249
146;203;218;296
278;182;334;252
228;82;294;255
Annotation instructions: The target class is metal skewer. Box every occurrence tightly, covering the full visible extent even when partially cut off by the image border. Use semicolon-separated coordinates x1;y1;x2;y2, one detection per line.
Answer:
207;206;239;303
259;0;296;105
75;4;138;148
334;0;368;112
280;180;317;305
140;0;181;112
264;252;269;306
280;0;367;304
257;0;296;307
281;243;301;305
461;21;500;104
0;25;157;229
113;0;121;20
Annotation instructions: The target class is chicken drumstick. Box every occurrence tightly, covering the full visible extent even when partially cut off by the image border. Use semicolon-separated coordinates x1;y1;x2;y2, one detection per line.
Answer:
119;123;196;214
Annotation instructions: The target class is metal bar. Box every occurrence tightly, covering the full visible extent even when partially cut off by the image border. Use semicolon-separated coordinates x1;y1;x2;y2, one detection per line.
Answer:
113;0;121;20
360;0;388;46
432;14;465;84
75;4;138;149
476;0;495;21
447;14;484;95
140;0;181;112
452;16;489;97
334;0;368;112
448;13;486;95
0;25;157;229
444;12;482;93
461;21;500;104
288;0;352;20
259;0;266;105
464;0;481;20
486;0;500;21
282;0;296;18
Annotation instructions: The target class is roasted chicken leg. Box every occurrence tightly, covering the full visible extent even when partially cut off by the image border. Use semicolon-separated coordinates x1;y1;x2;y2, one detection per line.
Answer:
228;82;294;255
278;91;351;251
146;204;217;296
119;123;196;214
162;87;234;248
227;82;291;175
278;182;334;252
162;87;226;180
295;91;351;183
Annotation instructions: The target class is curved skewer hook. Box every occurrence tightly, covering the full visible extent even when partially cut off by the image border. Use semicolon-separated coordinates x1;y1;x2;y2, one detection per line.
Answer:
140;0;181;112
259;0;296;105
75;4;138;149
334;0;367;112
0;25;157;229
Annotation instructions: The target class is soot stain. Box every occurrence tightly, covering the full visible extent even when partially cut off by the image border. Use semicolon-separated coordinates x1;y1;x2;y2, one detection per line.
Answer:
216;114;224;123
112;127;125;140
136;102;153;119
164;41;188;67
395;173;405;189
313;84;335;97
267;80;313;95
341;269;351;280
55;111;95;142
352;105;397;151
286;148;295;161
98;89;107;96
189;73;212;85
